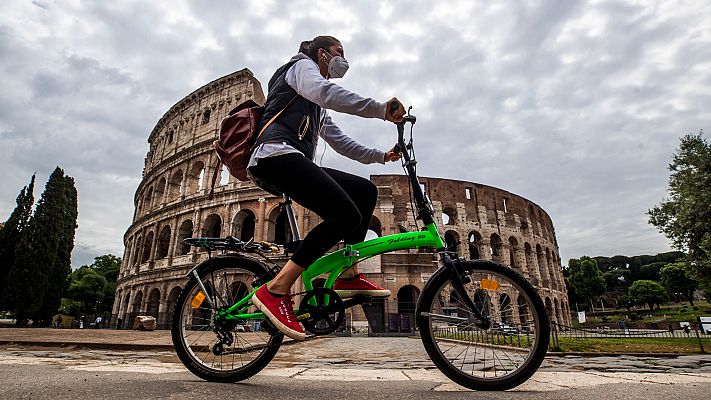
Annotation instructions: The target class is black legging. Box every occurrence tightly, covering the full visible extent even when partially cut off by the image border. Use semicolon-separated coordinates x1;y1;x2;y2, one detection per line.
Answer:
249;153;377;269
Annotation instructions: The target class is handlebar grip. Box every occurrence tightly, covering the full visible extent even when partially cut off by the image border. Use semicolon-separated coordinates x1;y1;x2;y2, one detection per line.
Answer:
392;144;402;154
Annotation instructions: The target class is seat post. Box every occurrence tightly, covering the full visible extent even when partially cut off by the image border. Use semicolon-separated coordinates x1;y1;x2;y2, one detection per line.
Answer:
283;194;301;241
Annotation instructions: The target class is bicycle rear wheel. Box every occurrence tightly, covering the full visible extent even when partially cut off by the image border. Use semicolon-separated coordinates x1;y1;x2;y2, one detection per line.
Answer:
171;256;283;382
418;260;549;391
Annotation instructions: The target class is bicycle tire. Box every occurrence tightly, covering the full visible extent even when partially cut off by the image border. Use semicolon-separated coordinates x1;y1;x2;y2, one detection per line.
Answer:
171;257;283;382
418;260;549;391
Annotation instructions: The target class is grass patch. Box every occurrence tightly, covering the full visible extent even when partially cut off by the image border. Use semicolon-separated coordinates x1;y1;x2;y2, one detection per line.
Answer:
554;337;710;353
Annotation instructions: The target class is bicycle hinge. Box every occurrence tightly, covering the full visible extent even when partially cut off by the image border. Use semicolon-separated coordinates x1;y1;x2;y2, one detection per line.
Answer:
343;245;360;265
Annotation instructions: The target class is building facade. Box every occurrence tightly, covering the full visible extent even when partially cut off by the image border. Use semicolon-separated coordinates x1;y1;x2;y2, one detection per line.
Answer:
112;69;571;331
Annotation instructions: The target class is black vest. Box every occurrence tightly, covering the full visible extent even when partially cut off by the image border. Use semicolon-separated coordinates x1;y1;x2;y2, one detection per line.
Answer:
255;59;322;159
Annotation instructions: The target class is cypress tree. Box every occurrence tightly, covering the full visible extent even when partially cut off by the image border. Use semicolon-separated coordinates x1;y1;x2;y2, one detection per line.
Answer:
0;175;35;310
6;168;77;325
36;173;78;325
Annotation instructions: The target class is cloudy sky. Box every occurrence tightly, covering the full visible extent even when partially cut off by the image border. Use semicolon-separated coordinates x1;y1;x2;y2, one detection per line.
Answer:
1;0;709;268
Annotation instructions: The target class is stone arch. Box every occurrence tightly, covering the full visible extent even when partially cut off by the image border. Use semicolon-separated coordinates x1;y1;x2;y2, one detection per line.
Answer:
544;297;553;325
219;165;230;186
508;236;519;268
146;288;161;318
121;291;131;319
165;285;182;328
468;231;482;260
176;220;193;256
444;230;460;254
144;186;154;212
397;285;420;332
441;206;456;226
524;243;539;286
368;215;383;237
517;294;529;327
202;213;222;238
156;225;171;259
132;290;144;314
168;169;183;199
141;231;154;263
266;206;292;245
154;177;167;208
187;161;205;194
489;233;503;263
536;244;549;286
232;209;256;242
132;236;142;266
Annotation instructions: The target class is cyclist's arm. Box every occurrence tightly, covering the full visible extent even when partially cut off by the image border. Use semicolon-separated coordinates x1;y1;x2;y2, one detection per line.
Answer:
320;112;386;164
286;59;386;119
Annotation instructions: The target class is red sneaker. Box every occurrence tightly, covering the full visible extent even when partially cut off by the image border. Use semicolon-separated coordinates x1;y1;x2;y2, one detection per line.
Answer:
334;273;391;298
252;286;306;340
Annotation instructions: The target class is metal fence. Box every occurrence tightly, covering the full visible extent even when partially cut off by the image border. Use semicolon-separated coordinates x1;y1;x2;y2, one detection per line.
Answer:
550;321;708;353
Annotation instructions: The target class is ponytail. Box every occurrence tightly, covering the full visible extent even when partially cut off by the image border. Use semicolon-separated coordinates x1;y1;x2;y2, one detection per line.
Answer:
298;35;340;63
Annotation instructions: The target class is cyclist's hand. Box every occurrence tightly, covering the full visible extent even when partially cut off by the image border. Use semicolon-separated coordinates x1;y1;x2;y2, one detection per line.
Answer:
385;98;405;123
384;150;401;162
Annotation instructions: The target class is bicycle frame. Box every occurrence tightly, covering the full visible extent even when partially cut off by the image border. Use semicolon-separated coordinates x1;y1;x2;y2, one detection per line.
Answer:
212;111;485;323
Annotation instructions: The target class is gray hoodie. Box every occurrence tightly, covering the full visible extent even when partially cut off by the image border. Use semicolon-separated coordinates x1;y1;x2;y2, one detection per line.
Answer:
248;54;388;170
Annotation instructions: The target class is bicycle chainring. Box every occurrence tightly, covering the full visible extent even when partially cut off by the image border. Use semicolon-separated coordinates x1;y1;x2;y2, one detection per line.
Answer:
298;287;345;335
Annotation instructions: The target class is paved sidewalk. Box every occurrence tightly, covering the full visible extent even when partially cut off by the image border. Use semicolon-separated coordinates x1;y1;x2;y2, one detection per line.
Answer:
2;329;711;393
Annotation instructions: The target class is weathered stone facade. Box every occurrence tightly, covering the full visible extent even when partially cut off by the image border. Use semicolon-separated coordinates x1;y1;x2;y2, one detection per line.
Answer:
112;69;571;330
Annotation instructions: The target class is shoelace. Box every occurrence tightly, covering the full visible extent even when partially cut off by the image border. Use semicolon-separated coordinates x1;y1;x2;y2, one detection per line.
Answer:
280;297;297;323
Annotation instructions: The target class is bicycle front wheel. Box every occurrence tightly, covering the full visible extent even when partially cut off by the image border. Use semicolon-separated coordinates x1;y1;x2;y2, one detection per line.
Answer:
171;256;283;382
418;260;549;391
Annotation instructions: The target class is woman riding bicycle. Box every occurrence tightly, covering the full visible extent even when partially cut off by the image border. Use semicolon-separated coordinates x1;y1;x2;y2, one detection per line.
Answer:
248;35;406;340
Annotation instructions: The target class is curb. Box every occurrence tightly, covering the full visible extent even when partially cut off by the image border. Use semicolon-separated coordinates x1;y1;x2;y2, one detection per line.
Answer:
0;336;321;352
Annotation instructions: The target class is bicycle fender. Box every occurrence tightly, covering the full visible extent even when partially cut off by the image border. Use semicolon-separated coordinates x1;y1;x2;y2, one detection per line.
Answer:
185;253;269;282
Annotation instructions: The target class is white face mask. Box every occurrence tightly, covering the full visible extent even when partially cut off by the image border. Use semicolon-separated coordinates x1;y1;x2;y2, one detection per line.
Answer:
321;49;349;78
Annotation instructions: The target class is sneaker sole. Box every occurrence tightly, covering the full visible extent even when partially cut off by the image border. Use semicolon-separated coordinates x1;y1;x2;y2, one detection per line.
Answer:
334;289;391;298
252;295;306;341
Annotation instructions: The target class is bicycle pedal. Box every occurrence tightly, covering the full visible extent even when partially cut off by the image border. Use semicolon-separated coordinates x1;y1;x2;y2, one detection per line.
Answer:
260;319;280;336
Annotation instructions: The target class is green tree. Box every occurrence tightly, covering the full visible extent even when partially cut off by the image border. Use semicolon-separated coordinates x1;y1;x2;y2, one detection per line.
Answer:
36;172;78;325
628;280;667;310
4;168;78;326
603;268;631;292
638;262;666;281
0;175;35;309
660;262;698;306
649;131;711;292
567;256;606;308
66;267;109;314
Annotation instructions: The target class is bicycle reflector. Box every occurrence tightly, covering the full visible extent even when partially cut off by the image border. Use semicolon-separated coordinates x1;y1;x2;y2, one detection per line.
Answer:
480;279;500;291
191;291;206;308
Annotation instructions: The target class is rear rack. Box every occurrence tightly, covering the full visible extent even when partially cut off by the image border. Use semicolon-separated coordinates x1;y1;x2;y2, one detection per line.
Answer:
184;236;280;254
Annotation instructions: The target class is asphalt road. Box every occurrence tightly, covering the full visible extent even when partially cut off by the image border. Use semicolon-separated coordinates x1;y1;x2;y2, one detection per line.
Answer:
2;347;711;400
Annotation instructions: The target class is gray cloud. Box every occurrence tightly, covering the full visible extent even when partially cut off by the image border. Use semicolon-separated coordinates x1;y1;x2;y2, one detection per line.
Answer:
1;0;709;267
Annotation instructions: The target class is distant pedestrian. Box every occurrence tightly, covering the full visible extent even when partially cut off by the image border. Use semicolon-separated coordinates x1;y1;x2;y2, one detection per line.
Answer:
683;325;691;336
95;316;103;328
54;315;63;329
668;324;674;337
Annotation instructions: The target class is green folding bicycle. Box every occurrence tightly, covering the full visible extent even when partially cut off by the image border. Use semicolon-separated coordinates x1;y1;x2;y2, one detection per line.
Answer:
171;108;550;391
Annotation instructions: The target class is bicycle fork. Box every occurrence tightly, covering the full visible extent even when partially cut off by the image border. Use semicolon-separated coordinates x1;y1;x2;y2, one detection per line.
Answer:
420;252;491;330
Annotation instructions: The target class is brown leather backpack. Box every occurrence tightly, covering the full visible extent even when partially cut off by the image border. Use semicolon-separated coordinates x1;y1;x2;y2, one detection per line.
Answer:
208;96;296;199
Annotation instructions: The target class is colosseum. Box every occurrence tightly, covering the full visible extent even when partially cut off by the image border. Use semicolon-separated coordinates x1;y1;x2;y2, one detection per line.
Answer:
111;69;571;332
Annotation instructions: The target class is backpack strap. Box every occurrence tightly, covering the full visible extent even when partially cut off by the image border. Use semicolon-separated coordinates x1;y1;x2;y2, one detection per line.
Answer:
257;94;298;137
207;95;298;200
